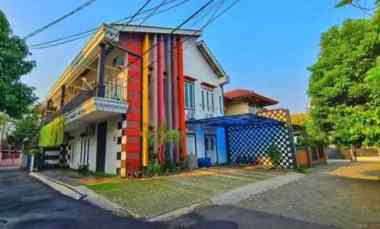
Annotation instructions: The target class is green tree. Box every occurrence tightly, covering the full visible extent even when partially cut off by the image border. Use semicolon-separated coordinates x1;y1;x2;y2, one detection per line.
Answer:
0;10;36;119
308;18;380;158
8;109;41;148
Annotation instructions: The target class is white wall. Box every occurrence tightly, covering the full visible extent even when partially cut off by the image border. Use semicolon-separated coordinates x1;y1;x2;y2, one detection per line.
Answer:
184;38;225;120
105;116;121;175
68;129;97;172
67;116;120;175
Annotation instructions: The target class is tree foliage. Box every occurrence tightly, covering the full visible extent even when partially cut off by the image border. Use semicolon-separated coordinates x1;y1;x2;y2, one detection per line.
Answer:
8;108;41;148
0;10;36;119
308;18;380;147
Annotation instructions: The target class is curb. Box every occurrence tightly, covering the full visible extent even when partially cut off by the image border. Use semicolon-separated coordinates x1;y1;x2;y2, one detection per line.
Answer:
210;172;304;205
327;159;351;163
30;172;85;200
148;201;210;222
76;185;140;218
29;172;138;217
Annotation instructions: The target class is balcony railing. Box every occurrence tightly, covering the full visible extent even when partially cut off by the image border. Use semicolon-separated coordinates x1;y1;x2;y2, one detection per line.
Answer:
44;81;127;124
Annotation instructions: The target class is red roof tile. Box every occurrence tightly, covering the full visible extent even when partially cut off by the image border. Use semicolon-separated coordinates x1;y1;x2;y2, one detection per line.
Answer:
224;89;278;106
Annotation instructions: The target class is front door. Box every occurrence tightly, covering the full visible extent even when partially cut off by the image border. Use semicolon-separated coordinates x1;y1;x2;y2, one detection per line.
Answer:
205;135;217;165
96;122;107;172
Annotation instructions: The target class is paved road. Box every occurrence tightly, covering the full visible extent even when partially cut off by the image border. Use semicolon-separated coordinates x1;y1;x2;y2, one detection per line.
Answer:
0;170;166;229
167;205;337;229
0;169;336;229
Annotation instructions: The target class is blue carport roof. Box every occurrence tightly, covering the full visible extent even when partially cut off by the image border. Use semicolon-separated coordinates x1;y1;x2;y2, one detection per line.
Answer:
186;113;284;127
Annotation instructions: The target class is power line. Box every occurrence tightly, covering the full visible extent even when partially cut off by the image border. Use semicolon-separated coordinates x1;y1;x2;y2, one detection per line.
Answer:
190;0;224;28
31;0;154;50
200;0;240;30
131;0;170;28
29;28;96;48
107;0;154;43
23;0;97;40
144;0;240;67
29;0;191;49
125;0;215;70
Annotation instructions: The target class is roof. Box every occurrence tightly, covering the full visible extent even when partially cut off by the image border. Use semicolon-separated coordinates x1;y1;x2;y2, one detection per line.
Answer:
196;40;229;84
108;24;202;36
224;89;278;106
187;113;284;128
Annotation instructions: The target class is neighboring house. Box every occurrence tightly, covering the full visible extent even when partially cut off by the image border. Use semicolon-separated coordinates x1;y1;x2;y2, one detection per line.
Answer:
187;88;297;169
187;89;278;166
290;112;327;167
39;24;228;176
224;89;278;115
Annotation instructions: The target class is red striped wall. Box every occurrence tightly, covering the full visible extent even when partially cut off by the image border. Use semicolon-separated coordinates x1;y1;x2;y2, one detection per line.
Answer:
177;37;187;159
117;33;187;173
119;33;143;174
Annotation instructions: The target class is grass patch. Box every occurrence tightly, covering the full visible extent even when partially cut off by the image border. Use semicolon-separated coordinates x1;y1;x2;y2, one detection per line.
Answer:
88;178;206;218
87;167;276;218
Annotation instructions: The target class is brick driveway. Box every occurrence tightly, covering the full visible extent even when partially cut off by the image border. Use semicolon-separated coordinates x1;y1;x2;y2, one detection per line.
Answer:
236;162;380;229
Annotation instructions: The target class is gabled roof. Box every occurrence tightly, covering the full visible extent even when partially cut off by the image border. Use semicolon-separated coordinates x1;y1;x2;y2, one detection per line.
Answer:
196;40;229;85
108;24;202;36
224;89;278;107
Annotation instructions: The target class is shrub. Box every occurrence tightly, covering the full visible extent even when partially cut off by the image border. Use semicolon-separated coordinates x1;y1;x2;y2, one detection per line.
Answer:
145;162;162;177
267;144;282;168
295;165;308;174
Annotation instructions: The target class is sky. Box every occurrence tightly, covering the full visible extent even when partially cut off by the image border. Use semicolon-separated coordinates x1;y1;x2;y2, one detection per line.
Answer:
0;0;366;113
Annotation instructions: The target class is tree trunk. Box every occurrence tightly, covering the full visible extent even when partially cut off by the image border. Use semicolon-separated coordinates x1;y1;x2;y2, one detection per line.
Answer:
350;144;357;161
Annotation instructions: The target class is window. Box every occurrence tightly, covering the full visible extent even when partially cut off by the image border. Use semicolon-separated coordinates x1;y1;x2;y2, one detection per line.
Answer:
202;90;205;111
202;88;216;112
206;91;210;111
211;93;214;112
185;81;195;110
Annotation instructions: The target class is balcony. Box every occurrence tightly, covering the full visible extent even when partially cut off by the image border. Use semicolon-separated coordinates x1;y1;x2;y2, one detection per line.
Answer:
44;81;128;131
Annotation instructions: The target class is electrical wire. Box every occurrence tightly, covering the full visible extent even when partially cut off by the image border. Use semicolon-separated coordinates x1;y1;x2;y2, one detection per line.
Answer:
32;0;154;50
106;0;154;43
29;0;191;49
23;0;97;40
124;0;215;70
190;0;224;28
199;0;240;30
141;0;240;68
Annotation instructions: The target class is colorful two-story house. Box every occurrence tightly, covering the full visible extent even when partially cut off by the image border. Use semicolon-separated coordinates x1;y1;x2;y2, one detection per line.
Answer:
39;24;229;176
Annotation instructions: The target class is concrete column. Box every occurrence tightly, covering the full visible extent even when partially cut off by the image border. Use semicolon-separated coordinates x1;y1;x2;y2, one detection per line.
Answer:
195;126;205;159
216;128;227;164
97;44;107;97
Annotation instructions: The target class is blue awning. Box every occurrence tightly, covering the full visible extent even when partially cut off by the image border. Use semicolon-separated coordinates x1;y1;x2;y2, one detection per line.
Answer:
186;113;284;128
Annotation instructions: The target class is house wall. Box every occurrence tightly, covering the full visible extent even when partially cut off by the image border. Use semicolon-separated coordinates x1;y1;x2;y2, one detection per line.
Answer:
225;101;250;115
105;117;121;174
68;128;97;172
67;116;120;175
184;38;224;119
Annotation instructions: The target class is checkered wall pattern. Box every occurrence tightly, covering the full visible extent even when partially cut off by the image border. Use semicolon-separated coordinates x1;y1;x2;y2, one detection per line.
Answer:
226;122;295;169
257;109;291;123
117;114;127;176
